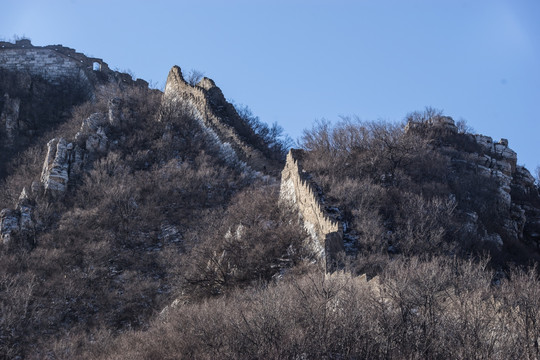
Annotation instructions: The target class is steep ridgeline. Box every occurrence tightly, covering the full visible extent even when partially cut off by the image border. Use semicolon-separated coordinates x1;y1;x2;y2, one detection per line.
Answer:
0;39;148;88
280;149;345;269
163;66;274;173
406;116;540;248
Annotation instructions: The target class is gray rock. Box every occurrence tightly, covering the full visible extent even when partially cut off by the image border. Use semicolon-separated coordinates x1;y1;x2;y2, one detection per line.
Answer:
68;145;85;183
80;113;106;134
85;127;108;153
31;181;42;197
17;188;33;230
0;186;34;246
41;113;109;195
41;138;70;194
429;116;458;132
474;134;517;172
474;134;494;150
1;93;21;141
108;97;124;127
483;233;503;248
0;209;20;244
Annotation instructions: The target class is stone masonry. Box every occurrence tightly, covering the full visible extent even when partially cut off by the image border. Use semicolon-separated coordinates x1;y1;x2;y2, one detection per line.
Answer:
280;149;344;268
0;39;148;88
163;65;271;173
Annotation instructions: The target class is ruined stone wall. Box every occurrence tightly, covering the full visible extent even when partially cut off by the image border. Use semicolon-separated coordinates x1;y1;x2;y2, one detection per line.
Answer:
0;47;90;83
0;39;148;88
163;66;270;172
280;149;344;264
0;40;100;84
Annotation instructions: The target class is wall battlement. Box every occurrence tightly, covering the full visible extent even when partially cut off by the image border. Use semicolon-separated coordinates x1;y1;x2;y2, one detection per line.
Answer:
0;39;148;88
280;149;344;268
163;66;271;172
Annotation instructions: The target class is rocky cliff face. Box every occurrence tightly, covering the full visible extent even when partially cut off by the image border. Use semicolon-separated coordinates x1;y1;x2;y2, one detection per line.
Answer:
406;116;540;249
0;188;34;246
39;107;116;197
0;98;122;246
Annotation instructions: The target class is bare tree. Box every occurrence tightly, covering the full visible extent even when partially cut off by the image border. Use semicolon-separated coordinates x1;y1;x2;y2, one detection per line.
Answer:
456;118;474;134
186;69;205;86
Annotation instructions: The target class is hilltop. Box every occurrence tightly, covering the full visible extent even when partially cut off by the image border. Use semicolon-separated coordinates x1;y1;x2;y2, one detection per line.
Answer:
1;40;540;359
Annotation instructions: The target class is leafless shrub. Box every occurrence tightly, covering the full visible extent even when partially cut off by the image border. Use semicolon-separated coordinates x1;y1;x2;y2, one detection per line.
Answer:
64;256;540;359
185;69;205;86
405;106;444;124
456;118;474;134
182;185;310;298
393;192;457;255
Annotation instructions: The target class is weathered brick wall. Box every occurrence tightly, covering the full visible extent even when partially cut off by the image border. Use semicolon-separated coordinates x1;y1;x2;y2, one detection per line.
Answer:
280;149;344;265
0;47;90;83
0;40;100;84
163;65;271;173
0;40;148;88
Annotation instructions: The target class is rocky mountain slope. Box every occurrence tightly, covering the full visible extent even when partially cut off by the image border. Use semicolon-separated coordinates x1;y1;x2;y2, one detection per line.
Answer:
1;40;540;359
405;116;540;249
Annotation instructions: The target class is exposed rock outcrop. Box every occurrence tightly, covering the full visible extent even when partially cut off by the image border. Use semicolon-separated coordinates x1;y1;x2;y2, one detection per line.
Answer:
108;97;124;127
406;116;540;248
76;112;109;153
405;115;458;135
0;188;35;246
0;209;19;245
280;149;344;269
1;93;124;245
2;106;115;244
41;138;71;194
40;109;113;196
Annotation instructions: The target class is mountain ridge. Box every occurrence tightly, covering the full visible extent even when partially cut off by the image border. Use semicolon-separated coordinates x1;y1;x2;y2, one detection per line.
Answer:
1;40;540;359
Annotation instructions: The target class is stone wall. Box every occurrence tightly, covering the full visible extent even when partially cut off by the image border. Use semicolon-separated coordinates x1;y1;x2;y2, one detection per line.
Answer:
0;40;99;84
0;39;148;88
280;149;344;267
0;47;89;83
163;65;271;173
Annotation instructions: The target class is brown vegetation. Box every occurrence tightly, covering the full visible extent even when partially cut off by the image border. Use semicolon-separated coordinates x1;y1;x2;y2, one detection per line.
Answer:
45;258;540;360
0;74;304;358
299;113;538;268
2;63;540;359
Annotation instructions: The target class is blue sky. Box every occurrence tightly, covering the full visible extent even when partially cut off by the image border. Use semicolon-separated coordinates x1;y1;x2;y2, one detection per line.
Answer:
1;0;539;171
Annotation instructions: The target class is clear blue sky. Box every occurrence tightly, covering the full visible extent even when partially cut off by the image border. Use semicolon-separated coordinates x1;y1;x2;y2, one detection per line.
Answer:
1;0;539;171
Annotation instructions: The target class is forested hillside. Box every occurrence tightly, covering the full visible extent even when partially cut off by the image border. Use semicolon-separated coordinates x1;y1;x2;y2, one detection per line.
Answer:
1;41;540;359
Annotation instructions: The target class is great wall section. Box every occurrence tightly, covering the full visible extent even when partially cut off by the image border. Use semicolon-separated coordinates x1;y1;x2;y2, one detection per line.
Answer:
163;65;274;173
280;149;345;269
163;65;346;268
0;39;148;88
0;39;347;269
